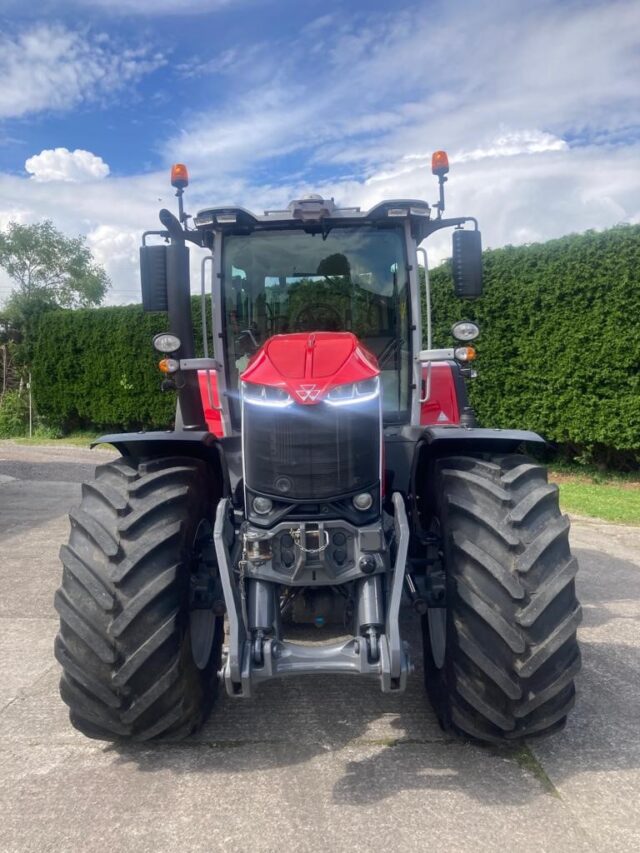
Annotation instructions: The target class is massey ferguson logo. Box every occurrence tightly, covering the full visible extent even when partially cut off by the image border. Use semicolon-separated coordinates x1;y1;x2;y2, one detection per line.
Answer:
296;384;321;402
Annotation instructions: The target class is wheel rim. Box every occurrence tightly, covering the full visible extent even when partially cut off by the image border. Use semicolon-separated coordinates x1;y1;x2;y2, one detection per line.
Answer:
189;519;218;671
427;608;446;669
427;516;446;669
190;610;218;670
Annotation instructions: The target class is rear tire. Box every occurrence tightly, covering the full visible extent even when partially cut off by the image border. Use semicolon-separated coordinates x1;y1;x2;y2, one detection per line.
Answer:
54;456;224;742
422;453;582;743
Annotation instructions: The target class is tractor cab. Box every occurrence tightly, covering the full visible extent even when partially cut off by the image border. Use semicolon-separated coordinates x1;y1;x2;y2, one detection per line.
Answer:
193;193;482;437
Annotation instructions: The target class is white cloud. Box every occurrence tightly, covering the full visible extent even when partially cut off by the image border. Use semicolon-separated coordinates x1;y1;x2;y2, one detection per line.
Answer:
157;0;640;268
86;225;141;304
165;0;639;178
0;24;165;119
0;170;166;305
25;148;110;183
455;131;569;164
1;0;640;308
86;224;138;261
351;144;640;267
367;131;569;184
1;140;639;307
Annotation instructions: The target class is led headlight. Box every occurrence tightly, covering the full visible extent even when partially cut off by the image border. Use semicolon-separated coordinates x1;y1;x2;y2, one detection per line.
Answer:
153;333;181;353
242;382;293;408
252;496;273;515
451;320;480;342
326;377;379;406
353;492;373;511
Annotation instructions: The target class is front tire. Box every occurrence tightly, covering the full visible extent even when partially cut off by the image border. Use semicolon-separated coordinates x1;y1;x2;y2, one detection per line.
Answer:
422;453;582;743
54;456;224;742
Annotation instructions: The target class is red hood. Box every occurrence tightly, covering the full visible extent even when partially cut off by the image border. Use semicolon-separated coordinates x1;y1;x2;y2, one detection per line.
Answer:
240;332;379;405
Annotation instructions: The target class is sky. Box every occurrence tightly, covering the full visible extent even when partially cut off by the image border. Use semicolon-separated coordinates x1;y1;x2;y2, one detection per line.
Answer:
0;0;639;304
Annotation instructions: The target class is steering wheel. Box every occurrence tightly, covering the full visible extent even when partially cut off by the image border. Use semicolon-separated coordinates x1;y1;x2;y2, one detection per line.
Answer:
292;303;343;332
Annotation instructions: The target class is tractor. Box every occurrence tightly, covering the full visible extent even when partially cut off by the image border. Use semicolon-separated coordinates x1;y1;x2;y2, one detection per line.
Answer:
54;153;581;744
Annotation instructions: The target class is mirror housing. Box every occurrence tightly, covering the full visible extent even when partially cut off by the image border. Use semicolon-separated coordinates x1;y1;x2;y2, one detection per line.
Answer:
140;245;168;312
452;229;483;299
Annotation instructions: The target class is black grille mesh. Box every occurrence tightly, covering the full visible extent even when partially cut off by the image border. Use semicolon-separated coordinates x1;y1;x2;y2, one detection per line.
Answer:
243;400;380;500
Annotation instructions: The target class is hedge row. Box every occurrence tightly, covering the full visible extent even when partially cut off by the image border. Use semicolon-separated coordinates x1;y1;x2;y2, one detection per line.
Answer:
32;299;209;430
429;224;640;461
32;225;640;462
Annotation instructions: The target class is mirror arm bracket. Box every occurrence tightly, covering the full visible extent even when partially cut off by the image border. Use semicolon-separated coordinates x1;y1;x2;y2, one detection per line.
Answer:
182;230;206;248
422;216;478;239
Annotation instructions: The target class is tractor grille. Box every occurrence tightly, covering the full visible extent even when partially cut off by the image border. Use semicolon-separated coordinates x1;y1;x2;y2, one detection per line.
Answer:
243;399;380;501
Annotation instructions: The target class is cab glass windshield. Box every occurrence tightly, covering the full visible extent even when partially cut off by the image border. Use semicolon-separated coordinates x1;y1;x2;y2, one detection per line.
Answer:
222;226;411;423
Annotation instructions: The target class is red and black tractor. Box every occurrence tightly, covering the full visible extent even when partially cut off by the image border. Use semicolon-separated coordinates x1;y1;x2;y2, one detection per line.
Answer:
54;153;581;743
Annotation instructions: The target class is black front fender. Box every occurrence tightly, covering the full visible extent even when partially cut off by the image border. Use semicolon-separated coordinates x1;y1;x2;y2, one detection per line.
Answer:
409;426;548;535
384;425;546;499
92;430;241;496
419;426;547;455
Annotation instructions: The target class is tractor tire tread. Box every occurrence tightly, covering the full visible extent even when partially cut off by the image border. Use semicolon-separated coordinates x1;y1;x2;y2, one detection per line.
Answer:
55;455;222;742
422;452;581;743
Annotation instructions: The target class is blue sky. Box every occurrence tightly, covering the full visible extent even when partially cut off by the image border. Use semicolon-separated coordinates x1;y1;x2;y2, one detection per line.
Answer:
0;0;639;303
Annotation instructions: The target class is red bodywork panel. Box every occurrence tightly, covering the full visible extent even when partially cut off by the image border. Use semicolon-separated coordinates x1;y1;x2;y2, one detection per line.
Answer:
197;371;224;437
240;332;379;404
198;339;461;433
420;363;461;426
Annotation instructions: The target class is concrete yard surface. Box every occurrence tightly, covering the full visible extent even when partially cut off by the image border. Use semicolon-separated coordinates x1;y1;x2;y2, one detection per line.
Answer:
1;441;639;852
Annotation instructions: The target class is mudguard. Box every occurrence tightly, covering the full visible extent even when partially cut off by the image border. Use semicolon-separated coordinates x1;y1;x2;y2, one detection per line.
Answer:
92;430;240;495
419;425;547;453
384;424;546;498
408;425;547;515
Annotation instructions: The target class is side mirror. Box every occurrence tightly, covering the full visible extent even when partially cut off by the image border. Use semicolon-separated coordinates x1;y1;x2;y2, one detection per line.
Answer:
140;245;168;311
452;229;483;299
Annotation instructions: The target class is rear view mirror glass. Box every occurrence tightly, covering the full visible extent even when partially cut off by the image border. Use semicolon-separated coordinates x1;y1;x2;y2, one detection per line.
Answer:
452;229;483;299
140;245;168;312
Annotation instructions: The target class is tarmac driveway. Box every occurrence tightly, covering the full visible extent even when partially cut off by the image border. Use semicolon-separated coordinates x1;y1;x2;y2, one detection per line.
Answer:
1;441;639;852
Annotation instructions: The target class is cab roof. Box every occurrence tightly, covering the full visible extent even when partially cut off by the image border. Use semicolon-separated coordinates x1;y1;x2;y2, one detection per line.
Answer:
193;196;433;242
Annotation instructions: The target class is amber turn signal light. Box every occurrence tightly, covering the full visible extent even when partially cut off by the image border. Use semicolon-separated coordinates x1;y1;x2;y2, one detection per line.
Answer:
171;163;189;189
454;346;476;362
158;358;179;374
432;150;449;176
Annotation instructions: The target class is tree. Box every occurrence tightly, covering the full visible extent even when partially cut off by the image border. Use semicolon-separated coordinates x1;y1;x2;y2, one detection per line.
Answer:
0;220;110;366
0;220;109;315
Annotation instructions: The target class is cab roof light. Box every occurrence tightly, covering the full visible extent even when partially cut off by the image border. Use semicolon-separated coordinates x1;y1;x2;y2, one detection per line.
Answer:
194;213;215;226
289;195;336;221
171;163;189;189
431;150;449;176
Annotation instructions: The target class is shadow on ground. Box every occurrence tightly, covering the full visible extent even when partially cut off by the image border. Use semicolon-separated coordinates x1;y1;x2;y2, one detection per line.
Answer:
105;544;640;808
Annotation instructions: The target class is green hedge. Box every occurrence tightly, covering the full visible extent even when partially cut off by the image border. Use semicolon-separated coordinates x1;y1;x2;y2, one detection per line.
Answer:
32;225;640;464
31;301;211;430
0;389;29;437
428;224;640;463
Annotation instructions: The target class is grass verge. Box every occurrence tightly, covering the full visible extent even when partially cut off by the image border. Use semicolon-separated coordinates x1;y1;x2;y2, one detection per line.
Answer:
5;432;99;449
549;463;640;524
556;481;640;525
